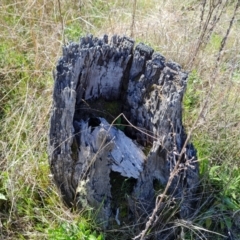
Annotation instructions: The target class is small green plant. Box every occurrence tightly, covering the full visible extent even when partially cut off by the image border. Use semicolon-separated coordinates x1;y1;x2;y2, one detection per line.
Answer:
209;165;240;209
48;221;104;240
65;22;84;42
184;69;202;112
206;33;222;52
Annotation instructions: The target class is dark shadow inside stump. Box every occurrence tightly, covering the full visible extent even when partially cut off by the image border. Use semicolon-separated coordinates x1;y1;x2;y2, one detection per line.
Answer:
109;171;137;226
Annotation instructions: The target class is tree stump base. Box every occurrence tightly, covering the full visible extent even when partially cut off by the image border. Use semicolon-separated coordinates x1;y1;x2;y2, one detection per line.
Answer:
49;34;199;229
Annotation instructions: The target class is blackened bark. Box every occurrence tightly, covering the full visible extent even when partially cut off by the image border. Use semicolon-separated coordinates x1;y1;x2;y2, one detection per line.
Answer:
49;34;199;228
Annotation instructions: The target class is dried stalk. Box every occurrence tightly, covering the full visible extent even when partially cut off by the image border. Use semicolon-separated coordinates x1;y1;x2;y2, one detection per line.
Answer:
216;0;240;63
133;2;239;238
57;0;65;45
130;0;137;38
189;0;223;69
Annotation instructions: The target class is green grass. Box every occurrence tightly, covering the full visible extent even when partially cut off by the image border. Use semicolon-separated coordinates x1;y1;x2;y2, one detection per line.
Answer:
48;220;104;240
0;0;240;239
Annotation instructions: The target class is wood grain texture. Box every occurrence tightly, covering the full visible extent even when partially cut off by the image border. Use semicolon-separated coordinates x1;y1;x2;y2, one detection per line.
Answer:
49;34;199;227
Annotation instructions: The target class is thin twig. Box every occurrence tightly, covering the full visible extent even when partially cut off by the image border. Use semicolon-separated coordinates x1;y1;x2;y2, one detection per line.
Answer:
189;0;220;69
57;0;65;45
130;0;137;38
199;0;207;32
133;2;239;238
216;0;240;63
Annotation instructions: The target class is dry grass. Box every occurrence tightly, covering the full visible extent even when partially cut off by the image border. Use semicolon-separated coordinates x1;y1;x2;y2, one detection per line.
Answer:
0;0;240;239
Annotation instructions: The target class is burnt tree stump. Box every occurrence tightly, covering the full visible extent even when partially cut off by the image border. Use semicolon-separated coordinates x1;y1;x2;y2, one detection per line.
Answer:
49;34;199;228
